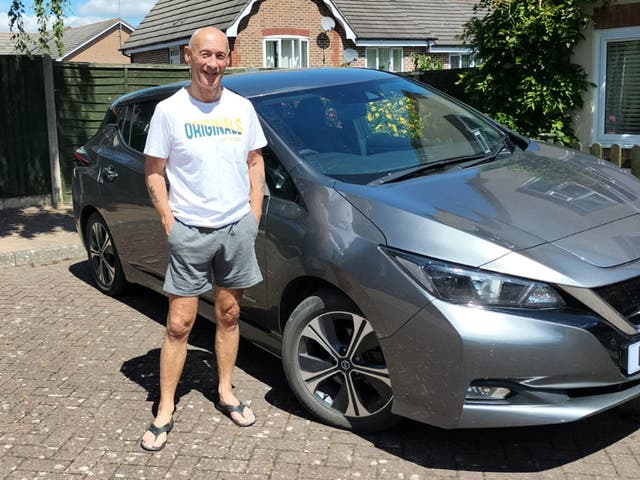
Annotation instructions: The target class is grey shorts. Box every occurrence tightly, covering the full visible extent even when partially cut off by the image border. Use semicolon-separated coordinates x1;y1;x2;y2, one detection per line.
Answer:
163;212;263;297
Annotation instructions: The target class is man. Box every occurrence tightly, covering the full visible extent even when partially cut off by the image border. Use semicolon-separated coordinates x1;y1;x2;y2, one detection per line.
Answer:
140;26;266;451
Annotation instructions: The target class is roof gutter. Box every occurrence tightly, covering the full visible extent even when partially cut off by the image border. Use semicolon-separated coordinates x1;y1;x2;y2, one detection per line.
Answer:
123;38;188;55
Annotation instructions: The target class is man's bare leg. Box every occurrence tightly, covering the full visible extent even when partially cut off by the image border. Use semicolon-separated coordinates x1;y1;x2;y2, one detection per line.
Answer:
141;294;198;449
214;287;255;425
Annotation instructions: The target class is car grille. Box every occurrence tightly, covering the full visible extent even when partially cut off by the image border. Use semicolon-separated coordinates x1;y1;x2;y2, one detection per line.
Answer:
594;276;640;327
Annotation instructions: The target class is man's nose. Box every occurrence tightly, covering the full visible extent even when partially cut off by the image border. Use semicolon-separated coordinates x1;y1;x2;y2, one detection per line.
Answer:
205;57;219;70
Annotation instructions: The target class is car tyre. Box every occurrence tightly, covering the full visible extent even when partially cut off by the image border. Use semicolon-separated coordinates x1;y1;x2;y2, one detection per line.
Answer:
85;212;127;296
282;289;399;432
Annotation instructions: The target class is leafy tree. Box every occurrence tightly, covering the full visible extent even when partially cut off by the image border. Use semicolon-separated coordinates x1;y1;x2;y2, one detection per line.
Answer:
460;0;595;143
8;0;69;55
410;52;444;71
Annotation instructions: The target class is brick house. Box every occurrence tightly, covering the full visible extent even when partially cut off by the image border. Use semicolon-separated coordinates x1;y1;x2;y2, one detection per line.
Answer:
0;18;133;63
122;0;478;71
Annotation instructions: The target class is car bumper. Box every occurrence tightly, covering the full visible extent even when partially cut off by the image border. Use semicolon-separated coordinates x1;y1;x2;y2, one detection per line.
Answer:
457;382;640;427
378;299;640;429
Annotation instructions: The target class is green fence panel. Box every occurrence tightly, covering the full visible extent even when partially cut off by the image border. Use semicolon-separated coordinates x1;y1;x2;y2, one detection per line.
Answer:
402;68;474;107
0;56;50;199
54;63;190;200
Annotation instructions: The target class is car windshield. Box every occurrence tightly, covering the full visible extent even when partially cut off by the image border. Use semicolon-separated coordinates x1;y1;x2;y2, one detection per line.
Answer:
253;77;506;185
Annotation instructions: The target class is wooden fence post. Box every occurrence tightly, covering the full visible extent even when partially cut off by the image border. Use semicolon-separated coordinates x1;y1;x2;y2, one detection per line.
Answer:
611;144;623;167
591;143;603;159
632;145;640;177
43;55;62;206
569;141;583;152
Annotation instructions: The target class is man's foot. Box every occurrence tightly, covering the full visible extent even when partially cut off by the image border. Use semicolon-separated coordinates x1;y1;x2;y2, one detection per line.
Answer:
215;400;255;427
140;416;174;451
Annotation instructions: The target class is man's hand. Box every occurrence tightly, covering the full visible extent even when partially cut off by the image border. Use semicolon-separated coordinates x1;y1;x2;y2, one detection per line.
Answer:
247;149;265;224
145;155;173;235
160;210;175;236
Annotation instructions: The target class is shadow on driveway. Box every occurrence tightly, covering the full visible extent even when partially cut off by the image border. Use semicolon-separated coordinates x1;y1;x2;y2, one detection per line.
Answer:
69;260;640;473
0;205;77;238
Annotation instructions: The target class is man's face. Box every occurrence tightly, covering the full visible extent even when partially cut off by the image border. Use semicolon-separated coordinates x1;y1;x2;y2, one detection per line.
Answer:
185;29;229;94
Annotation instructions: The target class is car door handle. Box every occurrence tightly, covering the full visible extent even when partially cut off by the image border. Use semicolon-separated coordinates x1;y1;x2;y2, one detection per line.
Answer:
102;165;119;182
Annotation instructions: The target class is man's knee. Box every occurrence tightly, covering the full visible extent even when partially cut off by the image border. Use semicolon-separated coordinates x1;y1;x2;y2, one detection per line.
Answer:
216;301;240;327
166;295;198;340
166;317;193;341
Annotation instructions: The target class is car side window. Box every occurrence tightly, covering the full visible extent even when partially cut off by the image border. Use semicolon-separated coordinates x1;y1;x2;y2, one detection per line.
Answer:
263;146;299;203
128;101;158;153
119;106;133;146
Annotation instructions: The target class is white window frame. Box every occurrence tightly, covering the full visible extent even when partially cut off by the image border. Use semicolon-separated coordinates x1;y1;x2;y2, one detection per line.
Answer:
169;45;181;64
593;26;640;147
365;47;404;72
449;53;476;69
263;36;309;69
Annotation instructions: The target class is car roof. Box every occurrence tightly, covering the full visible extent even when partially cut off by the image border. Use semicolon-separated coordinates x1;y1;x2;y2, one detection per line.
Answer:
111;67;396;107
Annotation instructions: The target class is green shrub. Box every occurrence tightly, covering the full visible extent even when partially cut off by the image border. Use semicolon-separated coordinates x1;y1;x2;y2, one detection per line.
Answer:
460;0;596;143
410;52;444;72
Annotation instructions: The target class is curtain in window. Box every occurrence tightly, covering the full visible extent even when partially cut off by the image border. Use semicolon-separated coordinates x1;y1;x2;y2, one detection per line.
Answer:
265;41;277;68
169;46;180;64
366;49;378;69
365;48;402;71
301;41;308;68
265;39;308;68
605;39;640;135
392;49;402;72
281;40;293;68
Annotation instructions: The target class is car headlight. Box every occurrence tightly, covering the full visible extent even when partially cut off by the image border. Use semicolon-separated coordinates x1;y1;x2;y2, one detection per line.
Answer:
385;249;565;308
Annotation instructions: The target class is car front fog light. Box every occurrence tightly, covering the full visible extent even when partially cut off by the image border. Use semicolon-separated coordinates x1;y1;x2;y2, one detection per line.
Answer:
465;385;511;401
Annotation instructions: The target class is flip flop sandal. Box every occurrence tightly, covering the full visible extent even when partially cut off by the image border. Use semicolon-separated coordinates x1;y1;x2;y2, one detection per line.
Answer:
140;418;174;451
215;401;256;427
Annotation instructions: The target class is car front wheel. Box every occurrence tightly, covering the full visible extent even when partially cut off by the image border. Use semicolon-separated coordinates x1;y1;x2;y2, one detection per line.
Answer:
282;290;398;432
85;212;127;296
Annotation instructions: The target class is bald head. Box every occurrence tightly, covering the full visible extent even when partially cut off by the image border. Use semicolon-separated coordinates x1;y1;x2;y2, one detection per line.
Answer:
189;27;229;53
184;26;230;102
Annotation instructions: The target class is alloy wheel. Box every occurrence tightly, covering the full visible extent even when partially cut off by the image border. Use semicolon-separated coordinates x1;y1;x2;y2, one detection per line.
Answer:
88;220;116;290
296;311;392;418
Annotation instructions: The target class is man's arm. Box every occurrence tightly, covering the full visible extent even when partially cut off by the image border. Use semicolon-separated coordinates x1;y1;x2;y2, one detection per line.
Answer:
145;155;174;236
247;148;266;223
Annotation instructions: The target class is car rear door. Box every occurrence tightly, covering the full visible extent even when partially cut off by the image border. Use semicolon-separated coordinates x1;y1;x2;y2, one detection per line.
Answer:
96;100;168;280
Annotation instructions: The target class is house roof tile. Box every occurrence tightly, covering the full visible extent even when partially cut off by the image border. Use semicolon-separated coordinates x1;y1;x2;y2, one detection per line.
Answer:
333;0;476;43
51;18;133;60
123;0;248;51
0;18;132;59
123;0;478;51
0;33;19;55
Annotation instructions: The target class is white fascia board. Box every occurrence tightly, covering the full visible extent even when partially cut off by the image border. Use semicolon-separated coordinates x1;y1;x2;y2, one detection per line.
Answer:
429;45;472;54
356;39;432;47
319;0;357;41
227;0;357;41
123;38;189;55
226;0;259;37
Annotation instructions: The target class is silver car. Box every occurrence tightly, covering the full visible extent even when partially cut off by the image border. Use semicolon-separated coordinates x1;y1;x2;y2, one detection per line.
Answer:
72;67;640;432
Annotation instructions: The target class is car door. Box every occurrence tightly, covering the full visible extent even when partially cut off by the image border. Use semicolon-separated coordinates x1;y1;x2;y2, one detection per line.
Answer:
247;144;308;333
96;100;168;281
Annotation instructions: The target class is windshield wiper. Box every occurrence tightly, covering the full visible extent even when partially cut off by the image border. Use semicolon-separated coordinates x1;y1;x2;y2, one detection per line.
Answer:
368;136;511;186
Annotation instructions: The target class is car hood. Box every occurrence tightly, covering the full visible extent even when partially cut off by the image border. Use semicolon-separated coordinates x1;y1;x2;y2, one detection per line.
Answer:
338;142;640;269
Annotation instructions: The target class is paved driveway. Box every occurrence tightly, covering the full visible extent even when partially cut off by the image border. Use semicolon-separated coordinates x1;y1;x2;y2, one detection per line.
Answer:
2;260;640;479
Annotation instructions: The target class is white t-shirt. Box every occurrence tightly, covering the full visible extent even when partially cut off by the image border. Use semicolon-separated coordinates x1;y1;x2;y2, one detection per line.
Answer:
144;87;267;228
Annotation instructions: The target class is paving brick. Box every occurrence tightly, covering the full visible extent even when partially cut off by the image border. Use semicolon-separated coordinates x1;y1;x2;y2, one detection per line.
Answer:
5;260;640;480
196;457;248;473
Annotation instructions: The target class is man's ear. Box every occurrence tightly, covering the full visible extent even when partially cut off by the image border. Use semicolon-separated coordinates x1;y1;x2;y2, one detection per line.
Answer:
184;46;192;65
